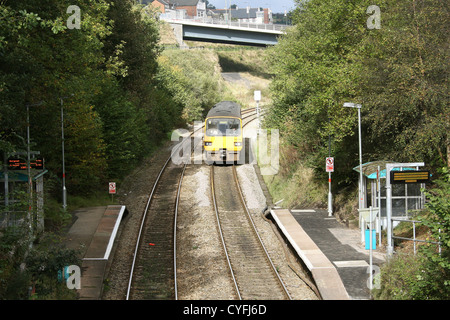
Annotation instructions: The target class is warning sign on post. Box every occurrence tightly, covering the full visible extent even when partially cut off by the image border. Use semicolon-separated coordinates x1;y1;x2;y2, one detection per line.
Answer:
109;182;116;194
326;157;334;172
254;90;261;102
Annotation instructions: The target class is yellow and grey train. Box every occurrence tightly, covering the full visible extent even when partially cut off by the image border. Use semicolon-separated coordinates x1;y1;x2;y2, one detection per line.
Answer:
204;101;243;164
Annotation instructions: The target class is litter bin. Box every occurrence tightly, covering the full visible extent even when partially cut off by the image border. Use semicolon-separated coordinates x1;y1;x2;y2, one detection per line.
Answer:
365;229;376;250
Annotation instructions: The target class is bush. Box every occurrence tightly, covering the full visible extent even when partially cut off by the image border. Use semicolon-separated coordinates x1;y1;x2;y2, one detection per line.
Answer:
373;168;450;300
157;49;223;123
373;251;449;300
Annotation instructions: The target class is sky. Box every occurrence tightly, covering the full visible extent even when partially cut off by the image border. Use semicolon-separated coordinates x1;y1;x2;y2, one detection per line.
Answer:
207;0;296;14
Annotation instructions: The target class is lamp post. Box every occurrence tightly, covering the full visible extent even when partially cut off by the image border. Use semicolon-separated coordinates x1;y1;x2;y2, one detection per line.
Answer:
26;101;43;232
60;95;73;211
60;98;67;211
343;102;363;209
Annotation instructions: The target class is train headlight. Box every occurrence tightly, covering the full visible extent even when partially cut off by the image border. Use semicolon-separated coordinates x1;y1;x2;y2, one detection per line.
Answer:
234;142;242;146
205;141;212;146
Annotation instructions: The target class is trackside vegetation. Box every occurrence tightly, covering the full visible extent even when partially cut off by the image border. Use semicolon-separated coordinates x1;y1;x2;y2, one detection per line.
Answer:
0;0;448;300
373;169;449;299
0;0;224;299
264;0;449;299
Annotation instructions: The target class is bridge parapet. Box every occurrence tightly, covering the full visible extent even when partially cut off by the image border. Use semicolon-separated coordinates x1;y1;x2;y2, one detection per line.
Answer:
162;16;287;34
164;17;286;46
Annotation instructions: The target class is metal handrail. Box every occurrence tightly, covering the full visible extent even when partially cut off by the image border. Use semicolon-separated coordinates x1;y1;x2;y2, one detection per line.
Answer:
391;218;441;255
160;16;288;32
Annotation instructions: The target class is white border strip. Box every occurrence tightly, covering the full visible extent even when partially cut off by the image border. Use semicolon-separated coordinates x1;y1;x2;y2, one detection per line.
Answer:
104;205;126;260
82;205;126;261
270;209;314;271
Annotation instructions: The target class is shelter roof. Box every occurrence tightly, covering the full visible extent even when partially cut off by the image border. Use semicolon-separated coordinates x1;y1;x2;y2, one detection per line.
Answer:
0;170;48;182
353;161;423;179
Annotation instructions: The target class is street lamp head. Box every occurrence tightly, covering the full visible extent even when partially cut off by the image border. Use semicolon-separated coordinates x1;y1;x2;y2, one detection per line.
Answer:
343;102;361;109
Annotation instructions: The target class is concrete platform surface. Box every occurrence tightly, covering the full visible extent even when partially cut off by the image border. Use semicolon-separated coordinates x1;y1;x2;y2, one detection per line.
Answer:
271;208;385;300
65;205;125;300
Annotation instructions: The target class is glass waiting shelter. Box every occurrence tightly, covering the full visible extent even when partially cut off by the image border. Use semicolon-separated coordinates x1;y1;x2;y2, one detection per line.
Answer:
0;169;47;230
353;161;426;230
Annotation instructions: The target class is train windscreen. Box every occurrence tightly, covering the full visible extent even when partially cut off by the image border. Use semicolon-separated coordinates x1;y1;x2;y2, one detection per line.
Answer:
206;118;241;136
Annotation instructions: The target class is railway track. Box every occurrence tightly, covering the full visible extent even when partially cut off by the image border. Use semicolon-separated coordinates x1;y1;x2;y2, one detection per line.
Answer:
126;107;263;300
126;122;196;300
210;165;291;300
126;159;183;300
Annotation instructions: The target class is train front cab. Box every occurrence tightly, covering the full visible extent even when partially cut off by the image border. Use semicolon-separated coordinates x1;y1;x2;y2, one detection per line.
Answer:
204;117;243;164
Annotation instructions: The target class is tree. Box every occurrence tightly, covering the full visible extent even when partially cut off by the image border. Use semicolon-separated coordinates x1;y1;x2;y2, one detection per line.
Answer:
265;0;368;184
0;0;112;195
265;0;448;190
356;0;449;169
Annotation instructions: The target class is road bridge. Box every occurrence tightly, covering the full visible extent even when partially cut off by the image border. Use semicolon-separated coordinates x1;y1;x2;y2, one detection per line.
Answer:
164;18;286;47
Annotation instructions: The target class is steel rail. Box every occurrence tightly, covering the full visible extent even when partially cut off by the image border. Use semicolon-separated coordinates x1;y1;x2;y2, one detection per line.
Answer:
126;108;258;300
232;165;292;300
174;127;206;300
125;152;172;300
173;164;186;300
126;125;202;300
205;109;258;299
210;165;242;299
209;113;291;300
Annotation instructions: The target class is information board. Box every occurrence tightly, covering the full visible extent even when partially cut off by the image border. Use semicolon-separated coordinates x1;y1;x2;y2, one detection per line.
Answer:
7;157;44;170
390;170;430;184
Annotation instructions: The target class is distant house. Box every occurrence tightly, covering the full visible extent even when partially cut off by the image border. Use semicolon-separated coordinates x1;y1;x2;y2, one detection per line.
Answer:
149;0;206;18
211;7;272;24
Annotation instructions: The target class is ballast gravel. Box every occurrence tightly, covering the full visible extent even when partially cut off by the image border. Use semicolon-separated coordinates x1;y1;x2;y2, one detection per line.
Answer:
102;141;318;300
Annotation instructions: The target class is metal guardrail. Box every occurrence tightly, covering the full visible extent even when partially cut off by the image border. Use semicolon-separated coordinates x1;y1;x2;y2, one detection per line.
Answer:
0;211;28;228
391;217;441;255
161;16;288;32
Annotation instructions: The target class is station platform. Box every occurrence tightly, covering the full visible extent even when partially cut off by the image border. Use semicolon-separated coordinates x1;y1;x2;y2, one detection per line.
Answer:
65;205;126;300
270;208;385;300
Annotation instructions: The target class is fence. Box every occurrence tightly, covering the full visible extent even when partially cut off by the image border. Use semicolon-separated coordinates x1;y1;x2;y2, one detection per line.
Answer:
160;16;288;32
391;217;441;255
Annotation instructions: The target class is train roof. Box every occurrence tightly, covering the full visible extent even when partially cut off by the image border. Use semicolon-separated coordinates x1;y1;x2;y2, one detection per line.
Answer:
206;101;242;119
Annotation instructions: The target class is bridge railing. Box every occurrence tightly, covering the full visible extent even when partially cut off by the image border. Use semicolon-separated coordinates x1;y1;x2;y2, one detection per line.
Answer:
160;15;288;32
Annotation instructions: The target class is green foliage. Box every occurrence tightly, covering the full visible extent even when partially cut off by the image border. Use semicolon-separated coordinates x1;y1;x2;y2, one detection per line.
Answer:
0;0;113;196
267;1;449;298
265;0;449;190
373;252;449;300
24;234;81;299
0;0;185;195
0;226;31;299
373;169;450;299
0;0;187;298
265;0;368;187
418;168;450;285
158;49;223;123
357;0;449;164
91;78;149;181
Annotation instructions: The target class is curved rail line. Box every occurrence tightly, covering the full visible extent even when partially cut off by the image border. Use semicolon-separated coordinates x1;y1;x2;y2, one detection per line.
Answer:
210;165;291;300
209;115;291;300
126;119;202;299
232;166;291;299
126;108;258;300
